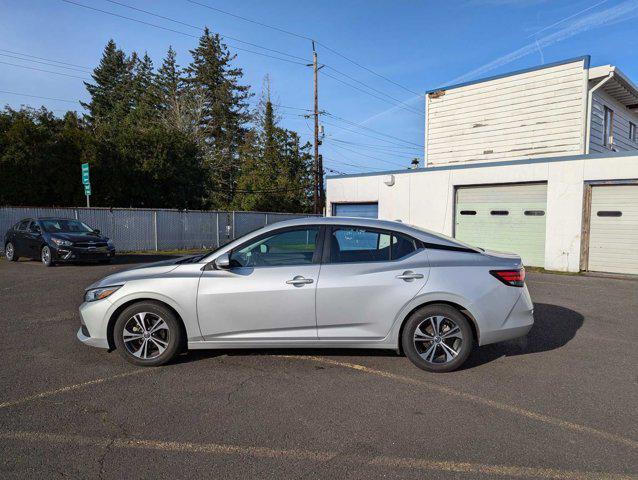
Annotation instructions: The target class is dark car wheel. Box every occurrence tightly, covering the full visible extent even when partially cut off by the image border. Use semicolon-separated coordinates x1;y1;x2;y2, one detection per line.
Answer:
113;301;182;367
5;242;18;261
41;245;55;267
402;304;473;373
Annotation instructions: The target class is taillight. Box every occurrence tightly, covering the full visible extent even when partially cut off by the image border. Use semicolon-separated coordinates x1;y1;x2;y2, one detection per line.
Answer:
490;268;525;287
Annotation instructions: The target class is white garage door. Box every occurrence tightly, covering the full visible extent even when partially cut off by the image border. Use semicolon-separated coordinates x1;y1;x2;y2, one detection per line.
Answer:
588;185;638;275
455;183;547;267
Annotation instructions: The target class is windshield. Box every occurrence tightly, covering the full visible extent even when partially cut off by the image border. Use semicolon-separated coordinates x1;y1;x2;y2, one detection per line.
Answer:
41;219;96;234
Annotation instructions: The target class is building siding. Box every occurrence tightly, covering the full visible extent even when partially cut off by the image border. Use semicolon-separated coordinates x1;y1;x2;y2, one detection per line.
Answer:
589;89;638;153
425;59;588;166
325;152;638;272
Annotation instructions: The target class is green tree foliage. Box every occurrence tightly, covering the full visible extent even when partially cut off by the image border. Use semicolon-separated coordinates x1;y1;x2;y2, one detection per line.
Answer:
0;33;313;212
233;78;313;212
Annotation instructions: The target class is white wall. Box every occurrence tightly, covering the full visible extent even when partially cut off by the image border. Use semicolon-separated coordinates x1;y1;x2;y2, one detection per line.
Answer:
326;152;638;272
589;89;638;153
425;59;588;166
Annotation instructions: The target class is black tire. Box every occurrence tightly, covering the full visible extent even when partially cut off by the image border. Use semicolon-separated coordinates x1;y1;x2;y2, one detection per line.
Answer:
401;304;473;373
113;301;182;367
41;245;55;267
5;242;18;261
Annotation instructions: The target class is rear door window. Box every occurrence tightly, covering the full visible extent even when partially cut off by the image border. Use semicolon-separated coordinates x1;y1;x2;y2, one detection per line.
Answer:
330;228;419;263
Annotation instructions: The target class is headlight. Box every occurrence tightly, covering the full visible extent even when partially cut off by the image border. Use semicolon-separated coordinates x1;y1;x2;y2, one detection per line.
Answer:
107;239;114;248
52;237;73;247
84;286;121;302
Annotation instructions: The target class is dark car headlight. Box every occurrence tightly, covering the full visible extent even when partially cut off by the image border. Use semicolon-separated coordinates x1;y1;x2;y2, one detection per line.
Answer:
84;285;121;302
51;237;73;247
107;239;114;248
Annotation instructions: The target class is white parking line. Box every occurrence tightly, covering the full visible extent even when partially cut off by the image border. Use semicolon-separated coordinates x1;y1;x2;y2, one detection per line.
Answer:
280;355;638;451
0;430;632;480
0;369;150;409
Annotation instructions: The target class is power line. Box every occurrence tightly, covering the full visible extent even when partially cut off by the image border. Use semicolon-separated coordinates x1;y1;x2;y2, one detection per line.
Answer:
322;71;422;117
0;49;92;71
103;0;310;63
323;156;380;171
328;138;421;153
323;112;423;147
325;141;410;168
186;0;312;41
321;119;420;149
0;52;91;74
0;61;89;80
61;0;309;66
324;65;423;116
0;90;79;104
185;0;419;96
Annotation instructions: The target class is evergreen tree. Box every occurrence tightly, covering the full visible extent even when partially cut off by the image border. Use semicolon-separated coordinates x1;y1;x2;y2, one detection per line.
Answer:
234;79;313;212
82;40;132;126
185;28;252;208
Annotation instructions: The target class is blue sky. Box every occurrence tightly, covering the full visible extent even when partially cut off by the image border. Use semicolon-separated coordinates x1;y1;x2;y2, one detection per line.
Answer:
2;0;638;175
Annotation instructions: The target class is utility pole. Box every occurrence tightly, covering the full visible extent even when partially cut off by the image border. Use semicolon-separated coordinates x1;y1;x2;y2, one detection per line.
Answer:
309;42;325;214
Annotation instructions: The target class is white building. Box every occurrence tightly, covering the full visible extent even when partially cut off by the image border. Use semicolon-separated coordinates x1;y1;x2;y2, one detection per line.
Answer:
326;57;638;275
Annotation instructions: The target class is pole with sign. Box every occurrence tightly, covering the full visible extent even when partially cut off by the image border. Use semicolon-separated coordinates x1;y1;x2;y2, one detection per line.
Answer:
81;163;91;207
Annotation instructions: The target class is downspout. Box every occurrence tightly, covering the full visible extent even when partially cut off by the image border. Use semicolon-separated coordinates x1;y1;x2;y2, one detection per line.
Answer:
585;71;614;154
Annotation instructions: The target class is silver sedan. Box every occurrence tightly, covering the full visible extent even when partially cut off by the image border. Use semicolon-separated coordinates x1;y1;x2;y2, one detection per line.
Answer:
77;217;533;372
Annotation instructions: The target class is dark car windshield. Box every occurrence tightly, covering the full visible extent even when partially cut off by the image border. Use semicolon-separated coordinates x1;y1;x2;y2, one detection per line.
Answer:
41;219;95;234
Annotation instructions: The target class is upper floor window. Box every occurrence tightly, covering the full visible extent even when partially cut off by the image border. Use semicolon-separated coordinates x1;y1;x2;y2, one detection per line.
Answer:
603;106;614;147
630;122;637;143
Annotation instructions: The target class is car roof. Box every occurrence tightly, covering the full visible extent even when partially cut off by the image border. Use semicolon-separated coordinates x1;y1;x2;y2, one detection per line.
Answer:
261;216;475;249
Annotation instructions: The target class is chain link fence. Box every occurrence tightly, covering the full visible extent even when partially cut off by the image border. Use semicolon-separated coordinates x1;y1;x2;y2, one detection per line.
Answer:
0;206;318;252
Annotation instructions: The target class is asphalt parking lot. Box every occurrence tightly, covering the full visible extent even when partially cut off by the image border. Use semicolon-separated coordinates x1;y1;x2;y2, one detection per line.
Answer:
0;255;636;479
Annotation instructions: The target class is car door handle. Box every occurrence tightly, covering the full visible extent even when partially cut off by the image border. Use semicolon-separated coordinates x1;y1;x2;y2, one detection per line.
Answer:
396;271;424;281
286;276;314;286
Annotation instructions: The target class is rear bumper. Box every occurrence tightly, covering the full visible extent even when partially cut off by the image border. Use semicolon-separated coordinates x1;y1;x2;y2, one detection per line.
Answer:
479;286;534;345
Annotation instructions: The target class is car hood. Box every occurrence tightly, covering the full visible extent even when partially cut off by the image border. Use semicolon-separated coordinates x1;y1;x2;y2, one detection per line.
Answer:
49;232;109;242
86;256;196;290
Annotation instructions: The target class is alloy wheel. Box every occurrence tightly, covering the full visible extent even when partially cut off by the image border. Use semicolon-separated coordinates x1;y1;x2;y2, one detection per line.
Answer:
122;312;170;360
41;246;51;265
5;243;14;260
413;315;464;364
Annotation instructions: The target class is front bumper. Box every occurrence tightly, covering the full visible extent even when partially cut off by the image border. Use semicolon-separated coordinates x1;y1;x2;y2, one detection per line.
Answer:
77;299;111;349
53;245;115;262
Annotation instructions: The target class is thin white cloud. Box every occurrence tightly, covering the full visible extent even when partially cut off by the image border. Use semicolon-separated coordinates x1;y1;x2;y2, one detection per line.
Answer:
447;0;638;86
526;0;610;38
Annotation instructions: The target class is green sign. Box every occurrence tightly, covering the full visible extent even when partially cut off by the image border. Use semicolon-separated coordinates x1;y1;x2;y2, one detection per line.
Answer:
81;163;90;185
84;183;91;196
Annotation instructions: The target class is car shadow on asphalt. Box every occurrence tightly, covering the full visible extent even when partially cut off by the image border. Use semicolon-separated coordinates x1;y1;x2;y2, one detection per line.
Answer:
460;302;584;370
172;303;583;369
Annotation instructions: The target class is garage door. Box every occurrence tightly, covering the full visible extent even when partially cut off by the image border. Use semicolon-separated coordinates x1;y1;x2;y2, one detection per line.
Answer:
332;203;378;218
588;185;638;275
455;183;547;267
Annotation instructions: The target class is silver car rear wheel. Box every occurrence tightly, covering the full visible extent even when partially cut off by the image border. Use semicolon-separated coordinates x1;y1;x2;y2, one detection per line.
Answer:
402;304;473;372
413;316;464;364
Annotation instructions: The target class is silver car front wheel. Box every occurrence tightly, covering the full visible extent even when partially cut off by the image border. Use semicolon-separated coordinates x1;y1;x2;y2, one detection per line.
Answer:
113;301;182;366
402;304;473;372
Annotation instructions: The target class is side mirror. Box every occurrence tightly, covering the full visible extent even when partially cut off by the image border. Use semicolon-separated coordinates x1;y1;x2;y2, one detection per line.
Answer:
93;229;101;235
214;252;231;270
